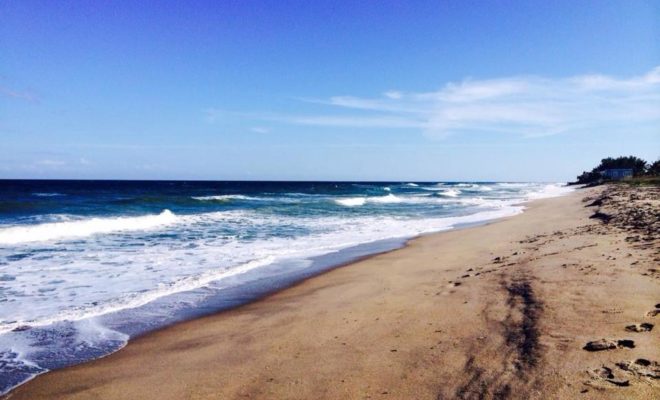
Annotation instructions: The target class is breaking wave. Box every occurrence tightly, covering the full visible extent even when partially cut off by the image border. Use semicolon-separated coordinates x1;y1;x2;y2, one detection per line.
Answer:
192;194;260;201
437;189;461;197
334;194;404;206
0;210;178;245
31;193;65;197
334;197;367;207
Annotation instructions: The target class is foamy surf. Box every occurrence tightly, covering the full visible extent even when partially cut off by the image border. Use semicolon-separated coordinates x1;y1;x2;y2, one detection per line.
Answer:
192;194;260;201
369;194;403;203
0;255;278;334
525;183;575;199
335;197;367;207
31;192;65;197
438;188;461;197
0;210;177;244
334;194;404;206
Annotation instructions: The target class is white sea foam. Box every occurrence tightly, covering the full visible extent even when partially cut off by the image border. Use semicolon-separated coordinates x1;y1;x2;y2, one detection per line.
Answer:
496;182;528;188
31;192;65;197
0;206;526;334
335;197;367;207
438;188;461;197
0;256;277;334
525;183;574;199
369;194;403;203
193;194;308;204
192;194;259;201
0;210;178;245
453;184;493;191
405;183;419;187
334;194;404;206
334;193;491;207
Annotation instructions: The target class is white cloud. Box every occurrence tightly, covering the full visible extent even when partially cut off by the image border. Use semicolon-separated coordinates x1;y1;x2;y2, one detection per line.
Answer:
231;66;660;139
250;127;270;134
383;90;402;99
0;85;39;102
37;159;67;167
283;115;421;128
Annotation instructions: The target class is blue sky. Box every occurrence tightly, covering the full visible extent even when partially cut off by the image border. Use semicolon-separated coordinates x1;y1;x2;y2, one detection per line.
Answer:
1;1;658;181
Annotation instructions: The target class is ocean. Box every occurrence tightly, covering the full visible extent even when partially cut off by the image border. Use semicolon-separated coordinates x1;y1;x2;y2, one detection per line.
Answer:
0;180;572;393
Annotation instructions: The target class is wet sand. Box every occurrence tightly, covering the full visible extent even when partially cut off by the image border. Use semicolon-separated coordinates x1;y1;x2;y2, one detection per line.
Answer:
5;185;659;399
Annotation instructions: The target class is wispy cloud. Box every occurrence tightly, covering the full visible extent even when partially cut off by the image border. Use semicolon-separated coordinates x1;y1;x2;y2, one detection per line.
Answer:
36;159;67;167
211;66;660;139
0;85;39;103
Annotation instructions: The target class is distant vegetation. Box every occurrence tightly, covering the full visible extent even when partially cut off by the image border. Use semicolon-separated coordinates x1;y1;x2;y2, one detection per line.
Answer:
574;156;660;185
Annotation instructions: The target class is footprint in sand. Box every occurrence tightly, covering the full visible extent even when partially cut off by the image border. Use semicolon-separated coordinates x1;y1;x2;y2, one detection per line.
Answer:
624;323;654;332
615;358;660;379
586;365;629;387
646;304;660;317
585;359;660;388
583;339;635;352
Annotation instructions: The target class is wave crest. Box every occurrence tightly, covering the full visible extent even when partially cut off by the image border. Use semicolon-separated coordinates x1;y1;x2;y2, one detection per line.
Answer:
334;197;367;207
438;189;461;197
32;192;65;197
192;194;258;201
334;194;405;206
0;210;178;245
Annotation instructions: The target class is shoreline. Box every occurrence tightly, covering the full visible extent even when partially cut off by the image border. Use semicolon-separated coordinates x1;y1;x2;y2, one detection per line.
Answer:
5;185;659;399
0;195;530;395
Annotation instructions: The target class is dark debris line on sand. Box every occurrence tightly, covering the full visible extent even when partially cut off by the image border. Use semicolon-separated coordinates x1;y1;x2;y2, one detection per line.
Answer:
503;279;543;372
451;356;513;400
446;185;659;399
449;276;543;400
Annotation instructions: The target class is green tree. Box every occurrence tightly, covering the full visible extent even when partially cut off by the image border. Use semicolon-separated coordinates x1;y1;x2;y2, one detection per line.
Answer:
594;156;648;176
574;156;649;184
648;159;660;176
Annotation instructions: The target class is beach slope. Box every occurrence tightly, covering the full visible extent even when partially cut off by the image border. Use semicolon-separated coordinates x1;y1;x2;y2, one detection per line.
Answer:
6;185;659;399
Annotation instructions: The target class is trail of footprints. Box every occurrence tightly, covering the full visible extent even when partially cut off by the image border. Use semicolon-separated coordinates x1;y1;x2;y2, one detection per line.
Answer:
440;219;659;392
445;251;524;290
583;303;659;390
444;224;624;291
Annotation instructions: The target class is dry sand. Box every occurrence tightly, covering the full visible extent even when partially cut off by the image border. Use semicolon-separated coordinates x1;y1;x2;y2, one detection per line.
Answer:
5;185;659;399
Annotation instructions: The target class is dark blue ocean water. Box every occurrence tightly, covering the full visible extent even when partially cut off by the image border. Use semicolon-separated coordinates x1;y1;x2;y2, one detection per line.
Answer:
0;180;571;393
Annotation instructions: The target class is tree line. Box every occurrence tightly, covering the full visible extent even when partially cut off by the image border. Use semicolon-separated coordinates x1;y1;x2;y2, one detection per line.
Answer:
575;156;660;184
